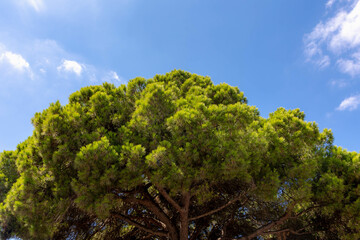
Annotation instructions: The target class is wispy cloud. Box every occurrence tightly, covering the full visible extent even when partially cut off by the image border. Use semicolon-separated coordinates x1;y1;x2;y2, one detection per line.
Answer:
57;60;83;76
102;71;124;83
16;0;102;16
326;0;352;9
25;0;45;12
326;0;337;8
337;51;360;76
0;38;125;101
329;79;349;88
304;0;360;76
318;55;331;69
337;95;360;110
110;71;120;81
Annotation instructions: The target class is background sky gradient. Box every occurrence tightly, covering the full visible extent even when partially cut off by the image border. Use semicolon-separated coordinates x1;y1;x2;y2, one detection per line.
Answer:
1;0;360;152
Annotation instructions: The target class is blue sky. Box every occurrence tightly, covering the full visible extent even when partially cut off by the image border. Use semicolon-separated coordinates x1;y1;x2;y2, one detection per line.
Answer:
1;0;360;152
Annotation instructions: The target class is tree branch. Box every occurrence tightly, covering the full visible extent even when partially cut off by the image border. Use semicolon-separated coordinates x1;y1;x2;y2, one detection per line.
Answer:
144;183;172;217
233;204;323;240
155;183;182;212
237;202;296;240
189;193;247;221
112;213;168;238
264;227;308;236
153;194;172;216
114;188;179;240
140;187;179;239
294;204;323;218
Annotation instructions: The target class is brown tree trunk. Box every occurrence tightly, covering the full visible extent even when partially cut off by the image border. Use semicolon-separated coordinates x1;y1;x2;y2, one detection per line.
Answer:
179;193;191;240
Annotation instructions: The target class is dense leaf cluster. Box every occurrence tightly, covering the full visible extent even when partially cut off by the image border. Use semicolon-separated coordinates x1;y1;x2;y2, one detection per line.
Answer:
1;70;360;239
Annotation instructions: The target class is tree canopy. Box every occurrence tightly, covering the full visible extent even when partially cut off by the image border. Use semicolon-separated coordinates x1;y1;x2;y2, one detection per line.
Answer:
1;70;360;240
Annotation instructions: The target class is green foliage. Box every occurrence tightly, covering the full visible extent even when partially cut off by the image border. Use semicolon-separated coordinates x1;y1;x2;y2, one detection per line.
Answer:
1;70;360;240
0;151;18;202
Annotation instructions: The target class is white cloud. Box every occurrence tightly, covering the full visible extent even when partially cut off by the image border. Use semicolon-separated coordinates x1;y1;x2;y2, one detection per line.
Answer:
318;55;331;68
101;71;125;84
0;38;124;95
0;46;34;90
305;0;360;76
329;1;360;52
329;79;349;87
110;71;120;81
337;95;360;110
337;51;360;76
57;60;83;76
326;0;352;8
25;0;45;12
0;51;30;71
304;10;347;61
327;0;337;8
101;71;126;84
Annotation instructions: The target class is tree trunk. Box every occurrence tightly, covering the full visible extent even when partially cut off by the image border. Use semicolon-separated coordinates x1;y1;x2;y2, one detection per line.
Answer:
179;193;191;240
